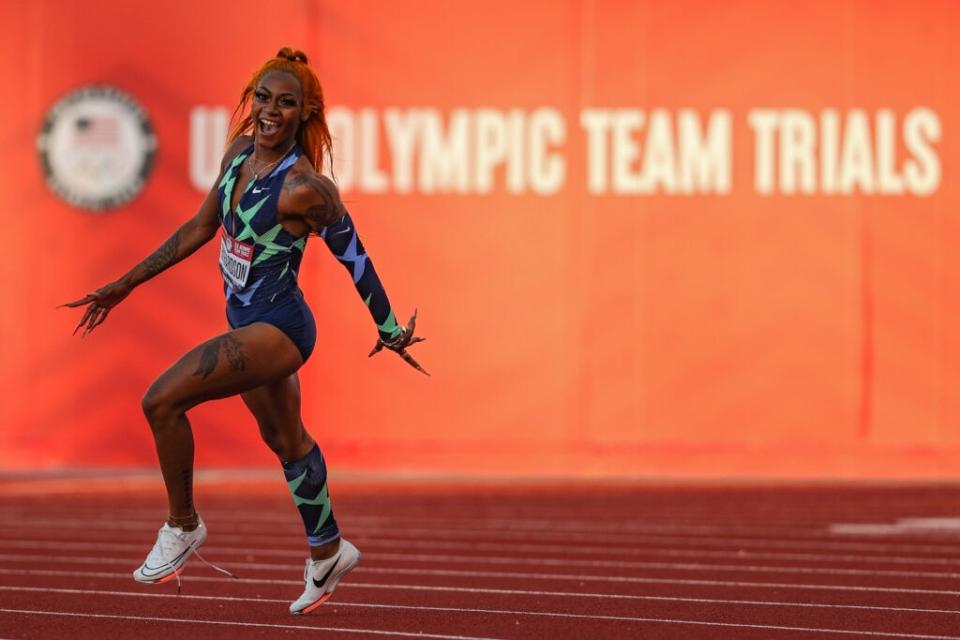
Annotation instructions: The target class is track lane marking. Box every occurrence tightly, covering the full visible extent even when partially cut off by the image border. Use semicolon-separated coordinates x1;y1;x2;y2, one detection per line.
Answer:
3;504;953;526
6;537;960;567
3;550;959;581
1;606;957;640
0;507;872;533
0;609;501;640
2;584;959;617
2;567;960;596
352;552;960;578
6;518;960;554
0;512;902;537
6;529;960;562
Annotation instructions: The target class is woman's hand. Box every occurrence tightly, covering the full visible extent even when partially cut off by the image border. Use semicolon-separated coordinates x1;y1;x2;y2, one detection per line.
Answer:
369;309;429;376
61;280;132;337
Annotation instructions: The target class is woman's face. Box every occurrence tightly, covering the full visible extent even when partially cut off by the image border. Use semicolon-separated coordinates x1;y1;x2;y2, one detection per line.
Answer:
252;70;303;149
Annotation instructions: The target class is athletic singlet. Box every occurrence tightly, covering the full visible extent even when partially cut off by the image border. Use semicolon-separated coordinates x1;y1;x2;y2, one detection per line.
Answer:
217;145;306;307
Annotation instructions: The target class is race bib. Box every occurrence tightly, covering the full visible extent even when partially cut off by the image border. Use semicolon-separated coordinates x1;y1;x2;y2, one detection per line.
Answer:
219;231;254;290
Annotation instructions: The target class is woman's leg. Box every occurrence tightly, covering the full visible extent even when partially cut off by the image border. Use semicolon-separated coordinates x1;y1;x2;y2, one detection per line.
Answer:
241;374;340;560
241;373;313;461
240;372;359;614
141;322;304;526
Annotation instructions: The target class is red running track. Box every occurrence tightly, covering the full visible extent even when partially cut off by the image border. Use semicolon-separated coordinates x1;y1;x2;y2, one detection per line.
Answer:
1;474;960;639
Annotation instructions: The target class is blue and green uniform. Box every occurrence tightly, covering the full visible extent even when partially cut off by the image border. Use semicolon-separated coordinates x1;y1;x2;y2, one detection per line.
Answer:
217;143;404;362
217;143;403;545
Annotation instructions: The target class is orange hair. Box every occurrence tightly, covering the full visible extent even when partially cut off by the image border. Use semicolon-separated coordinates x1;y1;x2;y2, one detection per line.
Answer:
228;47;332;172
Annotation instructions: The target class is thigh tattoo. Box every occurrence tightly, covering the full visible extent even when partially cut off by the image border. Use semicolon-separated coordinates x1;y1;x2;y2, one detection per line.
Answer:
192;335;246;379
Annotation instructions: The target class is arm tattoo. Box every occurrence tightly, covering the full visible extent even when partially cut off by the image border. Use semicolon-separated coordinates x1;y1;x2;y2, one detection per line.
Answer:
142;229;183;278
285;173;344;230
305;202;338;230
281;173;307;193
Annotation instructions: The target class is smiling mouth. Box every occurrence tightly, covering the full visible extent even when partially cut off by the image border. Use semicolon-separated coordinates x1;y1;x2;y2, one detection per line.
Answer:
258;118;280;135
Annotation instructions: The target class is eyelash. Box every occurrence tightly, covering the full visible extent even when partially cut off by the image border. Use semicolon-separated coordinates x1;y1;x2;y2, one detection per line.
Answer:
255;92;295;107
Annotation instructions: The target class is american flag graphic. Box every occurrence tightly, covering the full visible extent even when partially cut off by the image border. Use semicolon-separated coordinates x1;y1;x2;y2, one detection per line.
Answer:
73;115;119;146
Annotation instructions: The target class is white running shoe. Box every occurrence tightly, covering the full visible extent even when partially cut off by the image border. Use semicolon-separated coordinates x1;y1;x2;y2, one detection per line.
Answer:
289;538;361;614
133;515;208;584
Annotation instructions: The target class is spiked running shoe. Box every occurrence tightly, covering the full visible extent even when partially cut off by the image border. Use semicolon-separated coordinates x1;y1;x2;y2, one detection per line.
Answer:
289;538;361;614
133;515;208;584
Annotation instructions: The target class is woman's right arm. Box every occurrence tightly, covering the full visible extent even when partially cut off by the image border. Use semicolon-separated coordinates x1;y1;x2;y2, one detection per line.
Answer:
118;185;221;291
64;137;249;335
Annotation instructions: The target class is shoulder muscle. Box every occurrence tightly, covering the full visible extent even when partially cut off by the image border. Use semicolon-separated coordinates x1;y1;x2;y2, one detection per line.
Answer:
284;170;345;231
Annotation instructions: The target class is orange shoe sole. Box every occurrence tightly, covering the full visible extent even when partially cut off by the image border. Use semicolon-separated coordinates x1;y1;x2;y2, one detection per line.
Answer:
150;566;185;584
298;592;333;615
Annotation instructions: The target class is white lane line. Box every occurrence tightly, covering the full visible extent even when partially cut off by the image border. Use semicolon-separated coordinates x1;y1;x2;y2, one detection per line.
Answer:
0;505;864;524
8;518;960;555
4;513;939;535
8;518;960;558
180;514;899;538
3;550;959;581
5;527;960;559
361;566;960;592
1;606;956;640
365;552;960;579
0;513;851;538
0;519;680;546
0;536;960;569
0;502;856;533
2;584;958;617
2;567;959;597
833;519;960;536
338;529;960;554
0;609;500;640
7;538;960;568
351;581;960;611
0;503;944;533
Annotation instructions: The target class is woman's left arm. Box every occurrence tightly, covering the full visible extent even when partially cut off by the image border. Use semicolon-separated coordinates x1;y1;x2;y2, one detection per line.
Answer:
285;172;429;375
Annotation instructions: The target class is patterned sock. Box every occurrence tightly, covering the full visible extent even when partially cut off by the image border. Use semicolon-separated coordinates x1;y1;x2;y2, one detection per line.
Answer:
282;444;340;546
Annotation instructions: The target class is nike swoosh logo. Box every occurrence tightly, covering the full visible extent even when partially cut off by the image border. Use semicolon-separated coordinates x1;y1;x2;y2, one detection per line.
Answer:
252;187;269;194
334;226;352;235
312;555;340;589
139;546;194;576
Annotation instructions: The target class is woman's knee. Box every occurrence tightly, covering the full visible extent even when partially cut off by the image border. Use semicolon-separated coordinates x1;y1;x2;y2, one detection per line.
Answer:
258;420;303;460
141;383;183;428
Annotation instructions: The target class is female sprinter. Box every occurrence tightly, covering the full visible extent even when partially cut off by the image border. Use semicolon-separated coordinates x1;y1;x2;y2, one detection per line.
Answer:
62;47;427;614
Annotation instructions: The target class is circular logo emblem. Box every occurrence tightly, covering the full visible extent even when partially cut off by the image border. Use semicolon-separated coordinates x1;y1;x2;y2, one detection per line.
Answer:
37;85;157;211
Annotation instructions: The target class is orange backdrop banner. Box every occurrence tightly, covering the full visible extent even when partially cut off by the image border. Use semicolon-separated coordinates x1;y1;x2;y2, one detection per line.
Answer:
1;1;958;478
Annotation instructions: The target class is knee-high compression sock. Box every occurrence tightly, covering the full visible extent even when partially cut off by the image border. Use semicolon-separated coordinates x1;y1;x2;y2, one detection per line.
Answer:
282;444;341;546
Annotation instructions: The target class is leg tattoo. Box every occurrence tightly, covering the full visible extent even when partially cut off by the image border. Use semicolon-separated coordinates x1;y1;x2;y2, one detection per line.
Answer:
192;335;246;379
222;335;246;372
180;467;193;512
193;341;220;379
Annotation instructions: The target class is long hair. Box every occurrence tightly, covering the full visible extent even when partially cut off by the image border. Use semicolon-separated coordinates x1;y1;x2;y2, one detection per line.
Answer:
228;47;332;172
